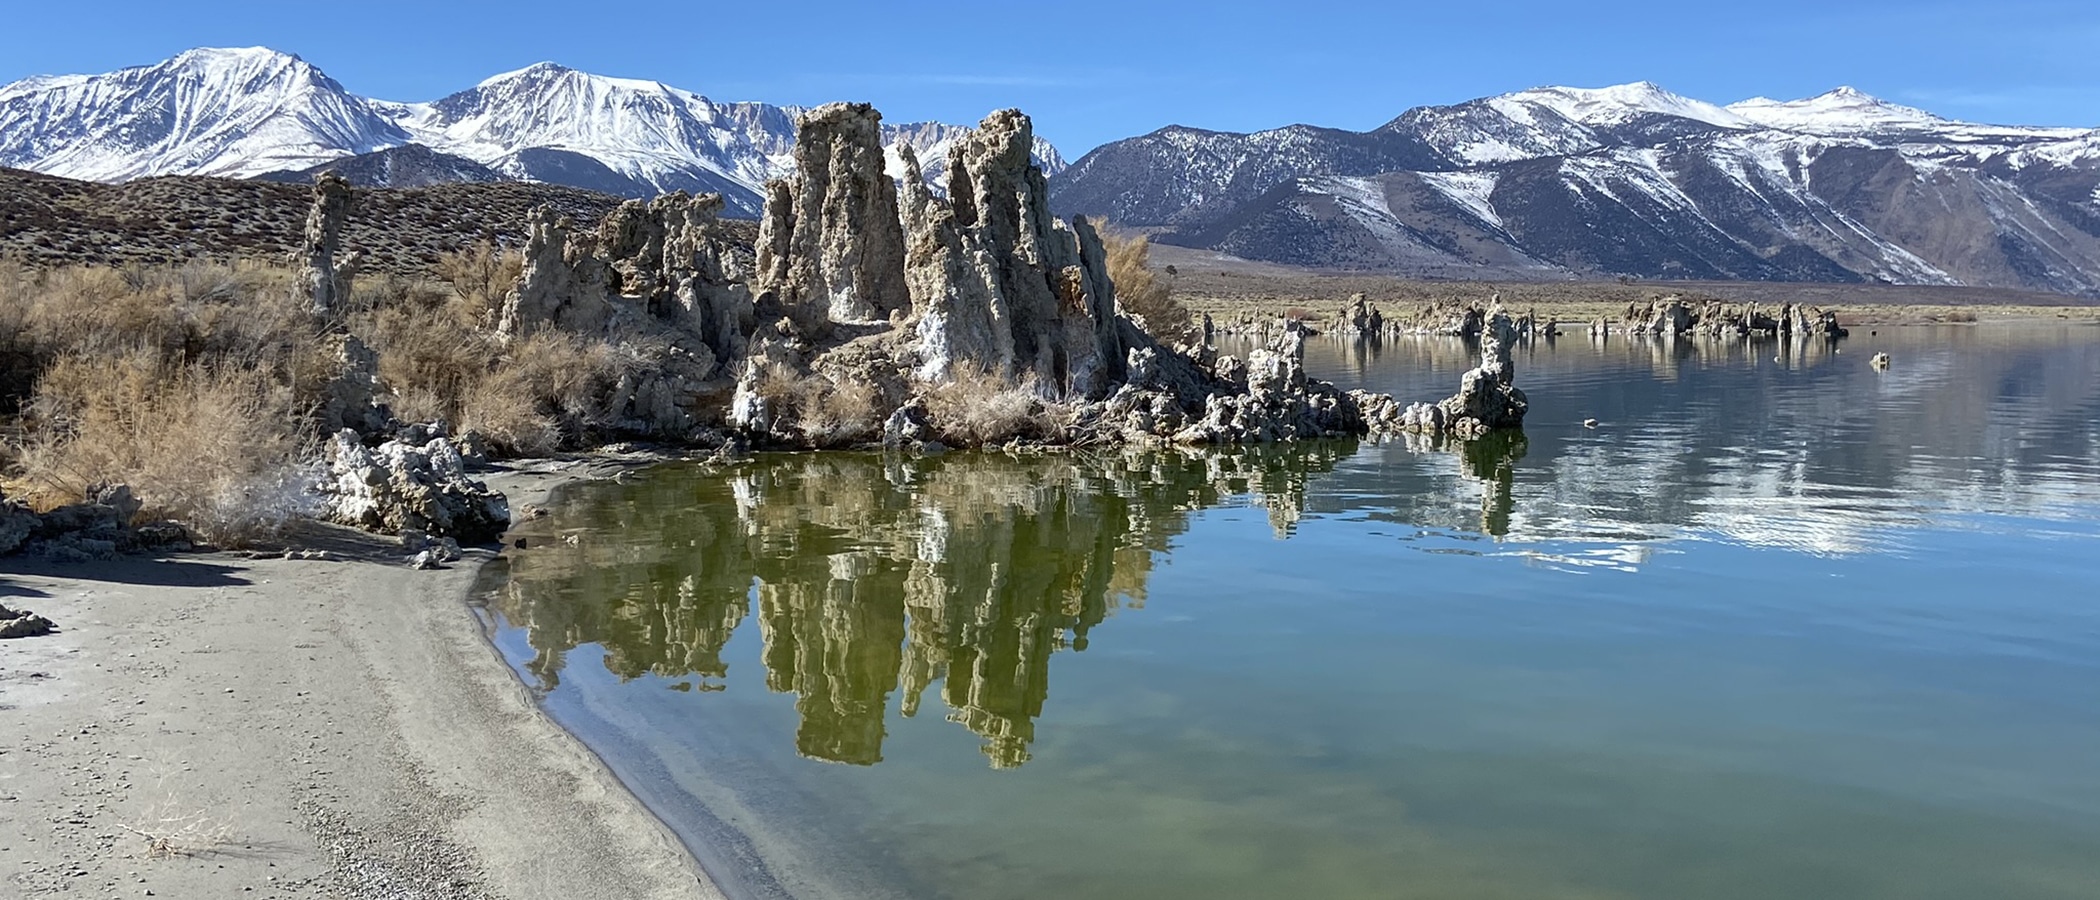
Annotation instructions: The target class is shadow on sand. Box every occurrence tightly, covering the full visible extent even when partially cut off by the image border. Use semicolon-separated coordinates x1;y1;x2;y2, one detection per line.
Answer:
1;557;253;589
0;577;53;599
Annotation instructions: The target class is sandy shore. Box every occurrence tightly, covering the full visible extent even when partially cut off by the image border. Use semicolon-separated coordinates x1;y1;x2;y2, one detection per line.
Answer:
0;461;724;899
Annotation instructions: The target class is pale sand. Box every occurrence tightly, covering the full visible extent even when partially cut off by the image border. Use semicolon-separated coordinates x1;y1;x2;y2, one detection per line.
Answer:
0;461;725;899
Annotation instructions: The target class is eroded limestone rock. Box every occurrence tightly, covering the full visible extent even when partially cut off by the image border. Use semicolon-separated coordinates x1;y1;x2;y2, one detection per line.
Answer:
1337;294;1384;336
0;484;190;562
500;207;614;338
477;102;1415;451
756;103;910;330
320;429;509;541
928;109;1124;398
317;333;388;435
0;603;54;639
899;144;1015;382
1398;307;1530;438
1606;298;1847;341
297;172;356;315
0;492;34;556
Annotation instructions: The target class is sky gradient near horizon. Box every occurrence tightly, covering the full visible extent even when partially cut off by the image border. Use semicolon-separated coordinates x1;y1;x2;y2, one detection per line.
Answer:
4;0;2095;154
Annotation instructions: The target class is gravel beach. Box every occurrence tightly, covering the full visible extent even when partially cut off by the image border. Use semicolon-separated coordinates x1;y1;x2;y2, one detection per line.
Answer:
0;463;723;899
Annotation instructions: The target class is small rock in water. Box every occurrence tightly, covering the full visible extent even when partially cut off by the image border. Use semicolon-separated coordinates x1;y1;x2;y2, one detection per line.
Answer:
1870;351;1892;369
410;550;441;570
1583;418;1599;428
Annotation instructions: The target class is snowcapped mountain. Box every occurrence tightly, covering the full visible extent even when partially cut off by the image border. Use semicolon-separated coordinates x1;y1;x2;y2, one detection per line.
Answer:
1053;82;2100;296
0;48;1067;216
0;47;408;181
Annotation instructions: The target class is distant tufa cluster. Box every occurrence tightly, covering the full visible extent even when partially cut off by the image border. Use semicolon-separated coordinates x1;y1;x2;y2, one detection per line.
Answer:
1593;296;1847;340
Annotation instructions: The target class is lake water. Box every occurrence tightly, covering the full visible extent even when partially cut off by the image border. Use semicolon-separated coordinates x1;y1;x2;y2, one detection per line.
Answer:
475;323;2100;900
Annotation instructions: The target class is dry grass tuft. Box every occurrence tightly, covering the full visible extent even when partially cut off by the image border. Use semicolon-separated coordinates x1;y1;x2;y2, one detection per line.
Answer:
1098;228;1192;342
755;368;881;448
434;239;524;327
922;368;1059;447
118;765;236;860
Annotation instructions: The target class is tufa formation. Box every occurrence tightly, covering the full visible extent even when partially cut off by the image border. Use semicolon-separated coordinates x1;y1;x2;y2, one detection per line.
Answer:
466;102;1473;450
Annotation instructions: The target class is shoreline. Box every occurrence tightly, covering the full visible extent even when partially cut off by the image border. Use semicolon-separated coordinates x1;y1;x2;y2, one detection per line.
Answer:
0;458;724;899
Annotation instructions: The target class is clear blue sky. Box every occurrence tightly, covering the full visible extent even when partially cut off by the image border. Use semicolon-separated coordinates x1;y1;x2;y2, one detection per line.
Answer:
3;0;2094;155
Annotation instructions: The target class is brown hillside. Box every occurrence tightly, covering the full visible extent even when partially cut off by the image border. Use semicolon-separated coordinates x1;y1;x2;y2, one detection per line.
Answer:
0;167;637;275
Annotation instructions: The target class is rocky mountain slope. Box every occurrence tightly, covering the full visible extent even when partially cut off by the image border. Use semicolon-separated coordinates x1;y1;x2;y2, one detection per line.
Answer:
1051;84;2100;295
0;48;1067;216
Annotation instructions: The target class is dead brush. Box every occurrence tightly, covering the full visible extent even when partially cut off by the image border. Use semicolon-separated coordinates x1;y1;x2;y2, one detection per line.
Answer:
754;367;880;448
922;367;1059;447
15;351;314;545
118;765;235;860
120;807;235;860
1095;227;1193;342
434;239;523;326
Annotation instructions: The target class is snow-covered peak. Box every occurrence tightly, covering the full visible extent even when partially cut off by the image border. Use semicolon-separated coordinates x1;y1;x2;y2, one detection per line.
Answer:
1727;87;1945;134
1726;87;2084;142
1388;80;1755;167
464;60;692;99
1506;81;1752;130
478;60;571;87
0;46;407;180
169;46;303;67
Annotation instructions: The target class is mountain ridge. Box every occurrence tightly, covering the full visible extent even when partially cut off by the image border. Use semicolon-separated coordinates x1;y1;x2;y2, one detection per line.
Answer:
0;47;1068;216
1049;82;2100;296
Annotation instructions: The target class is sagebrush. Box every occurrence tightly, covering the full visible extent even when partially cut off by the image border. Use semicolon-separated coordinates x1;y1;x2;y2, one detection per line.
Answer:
0;255;632;542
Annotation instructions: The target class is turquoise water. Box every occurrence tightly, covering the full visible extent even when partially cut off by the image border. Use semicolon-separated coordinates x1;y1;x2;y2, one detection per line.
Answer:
478;324;2100;900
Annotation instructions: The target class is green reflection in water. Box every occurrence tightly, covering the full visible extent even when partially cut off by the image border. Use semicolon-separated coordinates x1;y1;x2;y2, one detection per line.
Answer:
490;444;1362;768
477;326;2100;900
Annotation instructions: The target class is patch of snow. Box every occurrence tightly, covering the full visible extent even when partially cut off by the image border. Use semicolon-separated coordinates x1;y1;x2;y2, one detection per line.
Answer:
1417;170;1503;229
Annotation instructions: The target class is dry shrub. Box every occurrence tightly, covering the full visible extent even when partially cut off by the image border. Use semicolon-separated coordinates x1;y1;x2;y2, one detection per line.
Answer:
433;240;522;326
2;254;673;543
0;260;307;411
922;368;1056;447
356;292;490;422
461;331;631;456
754;368;880;448
352;268;638;456
1;260;324;544
16;351;313;545
1097;228;1192;341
